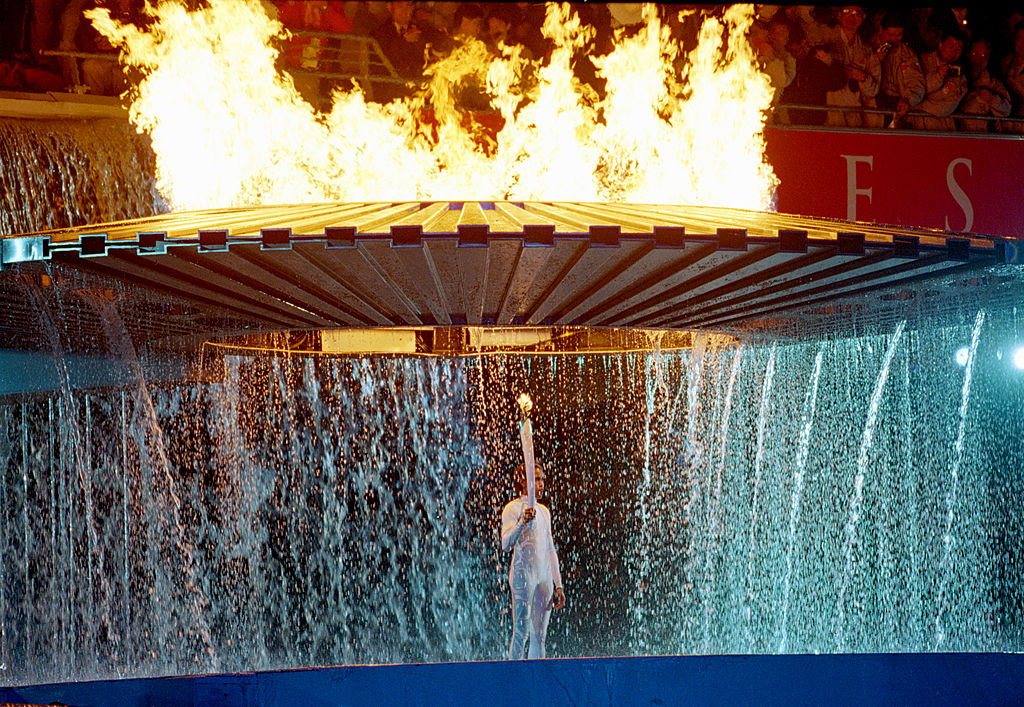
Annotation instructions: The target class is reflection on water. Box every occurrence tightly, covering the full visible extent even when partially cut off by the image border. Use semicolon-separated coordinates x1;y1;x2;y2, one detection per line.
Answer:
1;292;1023;686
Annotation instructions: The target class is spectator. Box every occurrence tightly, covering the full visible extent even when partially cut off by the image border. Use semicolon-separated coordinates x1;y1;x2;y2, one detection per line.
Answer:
451;2;485;43
28;0;64;72
0;0;28;60
910;26;968;131
490;4;534;60
871;11;925;128
797;5;881;127
0;0;63;93
0;51;64;92
959;38;1010;132
276;2;352;43
997;11;1024;59
58;0;144;96
432;2;494;113
429;2;459;35
486;4;520;54
274;1;353;107
766;18;797;113
348;1;386;36
369;0;427;102
411;2;448;50
780;26;847;126
904;8;943;55
930;7;970;40
510;2;548;61
426;2;484;58
751;17;796;123
1001;21;1024;133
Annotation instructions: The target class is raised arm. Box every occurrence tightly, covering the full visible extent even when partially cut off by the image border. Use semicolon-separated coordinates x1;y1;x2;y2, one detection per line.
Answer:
501;502;527;552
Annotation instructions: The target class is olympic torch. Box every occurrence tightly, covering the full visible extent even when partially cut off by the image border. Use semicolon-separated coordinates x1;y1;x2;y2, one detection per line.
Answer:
517;393;536;509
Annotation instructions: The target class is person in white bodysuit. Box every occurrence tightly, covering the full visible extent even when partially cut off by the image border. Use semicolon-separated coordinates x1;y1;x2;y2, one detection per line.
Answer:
501;462;565;659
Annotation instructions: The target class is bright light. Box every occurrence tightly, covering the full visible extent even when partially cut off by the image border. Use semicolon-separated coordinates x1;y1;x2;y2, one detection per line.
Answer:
1013;346;1024;370
86;1;779;211
955;346;969;367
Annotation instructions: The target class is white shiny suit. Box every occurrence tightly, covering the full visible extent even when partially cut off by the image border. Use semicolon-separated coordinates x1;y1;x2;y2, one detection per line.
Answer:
501;497;562;659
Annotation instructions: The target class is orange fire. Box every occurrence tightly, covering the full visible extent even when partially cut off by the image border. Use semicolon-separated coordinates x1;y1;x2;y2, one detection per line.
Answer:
87;2;778;212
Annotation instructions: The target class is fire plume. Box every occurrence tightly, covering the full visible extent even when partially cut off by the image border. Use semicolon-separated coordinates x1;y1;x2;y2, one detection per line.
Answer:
88;2;779;212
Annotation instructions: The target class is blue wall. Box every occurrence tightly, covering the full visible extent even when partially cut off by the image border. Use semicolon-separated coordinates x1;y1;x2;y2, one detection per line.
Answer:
3;654;1023;706
0;349;191;396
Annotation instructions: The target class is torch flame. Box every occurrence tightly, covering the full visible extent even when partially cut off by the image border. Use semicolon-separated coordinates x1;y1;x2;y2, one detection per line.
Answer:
517;393;533;417
88;2;779;212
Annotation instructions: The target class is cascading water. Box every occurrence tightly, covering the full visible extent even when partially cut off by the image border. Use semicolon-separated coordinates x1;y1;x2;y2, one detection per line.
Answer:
742;341;775;646
835;319;907;651
778;345;824;653
0;118;164;236
2;277;1023;685
630;351;657;652
934;309;986;649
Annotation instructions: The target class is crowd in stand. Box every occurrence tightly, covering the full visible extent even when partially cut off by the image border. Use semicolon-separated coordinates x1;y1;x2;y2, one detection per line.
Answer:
755;6;1024;132
2;2;1024;134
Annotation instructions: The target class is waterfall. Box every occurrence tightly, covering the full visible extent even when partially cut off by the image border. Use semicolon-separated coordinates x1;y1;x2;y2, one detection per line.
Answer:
934;309;986;648
0;118;163;236
743;341;776;646
18;270;101;675
835;319;906;651
701;343;744;651
1;311;1022;684
631;351;658;651
0;407;9;673
778;345;824;652
85;292;219;670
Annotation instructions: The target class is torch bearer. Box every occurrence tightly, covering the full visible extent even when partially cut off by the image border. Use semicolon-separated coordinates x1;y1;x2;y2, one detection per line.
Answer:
517;392;536;509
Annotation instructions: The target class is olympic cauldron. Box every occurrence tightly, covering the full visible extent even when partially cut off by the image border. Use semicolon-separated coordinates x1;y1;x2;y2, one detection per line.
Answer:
1;200;1013;354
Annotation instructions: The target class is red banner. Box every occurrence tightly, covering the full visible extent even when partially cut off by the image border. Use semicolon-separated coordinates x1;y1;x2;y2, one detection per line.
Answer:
765;126;1024;239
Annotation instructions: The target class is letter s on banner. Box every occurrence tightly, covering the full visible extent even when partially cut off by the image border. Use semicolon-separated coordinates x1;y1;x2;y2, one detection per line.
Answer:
945;158;974;232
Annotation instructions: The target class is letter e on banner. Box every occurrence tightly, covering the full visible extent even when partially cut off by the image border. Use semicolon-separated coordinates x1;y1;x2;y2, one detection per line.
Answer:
945;158;974;232
841;155;873;221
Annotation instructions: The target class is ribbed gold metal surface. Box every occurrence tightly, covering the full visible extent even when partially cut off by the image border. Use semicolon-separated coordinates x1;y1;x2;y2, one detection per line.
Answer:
1;201;1015;354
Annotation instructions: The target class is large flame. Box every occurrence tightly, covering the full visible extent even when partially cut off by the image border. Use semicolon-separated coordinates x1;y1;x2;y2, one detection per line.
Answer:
88;2;778;212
